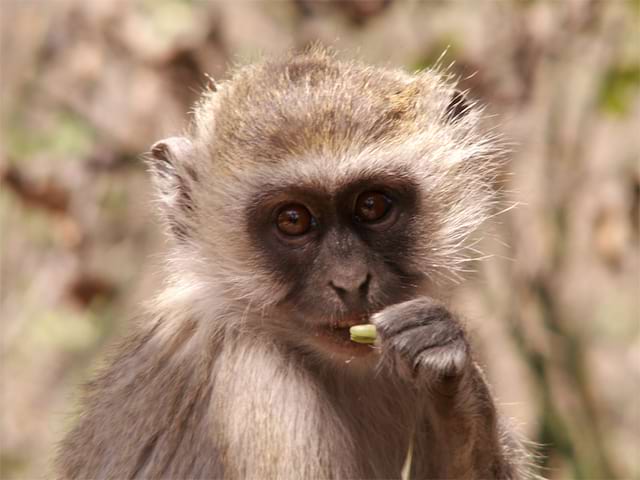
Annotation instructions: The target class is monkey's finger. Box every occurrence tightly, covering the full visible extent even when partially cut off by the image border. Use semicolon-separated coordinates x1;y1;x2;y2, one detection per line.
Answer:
370;297;452;337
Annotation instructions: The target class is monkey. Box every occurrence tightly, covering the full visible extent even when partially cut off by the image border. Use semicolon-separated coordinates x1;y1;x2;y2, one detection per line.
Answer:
56;48;535;479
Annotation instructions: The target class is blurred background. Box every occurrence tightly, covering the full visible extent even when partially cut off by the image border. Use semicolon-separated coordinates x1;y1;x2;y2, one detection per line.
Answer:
1;1;638;478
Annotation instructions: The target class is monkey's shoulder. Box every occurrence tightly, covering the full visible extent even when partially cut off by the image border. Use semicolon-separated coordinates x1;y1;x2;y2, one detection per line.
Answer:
57;318;222;479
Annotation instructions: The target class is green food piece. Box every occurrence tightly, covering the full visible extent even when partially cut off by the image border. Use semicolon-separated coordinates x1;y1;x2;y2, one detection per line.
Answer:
349;324;377;344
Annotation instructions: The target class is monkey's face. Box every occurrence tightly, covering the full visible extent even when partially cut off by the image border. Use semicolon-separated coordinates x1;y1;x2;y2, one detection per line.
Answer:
148;52;501;362
245;166;428;359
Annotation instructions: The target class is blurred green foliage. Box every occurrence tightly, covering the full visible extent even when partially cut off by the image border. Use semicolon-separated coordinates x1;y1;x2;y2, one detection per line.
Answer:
5;110;96;160
599;65;640;116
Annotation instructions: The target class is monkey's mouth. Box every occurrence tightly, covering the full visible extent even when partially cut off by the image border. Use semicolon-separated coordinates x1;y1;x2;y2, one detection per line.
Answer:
311;312;376;357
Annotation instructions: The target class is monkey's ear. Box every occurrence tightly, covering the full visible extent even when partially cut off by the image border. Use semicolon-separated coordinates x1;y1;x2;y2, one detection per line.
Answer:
445;90;472;123
147;136;197;240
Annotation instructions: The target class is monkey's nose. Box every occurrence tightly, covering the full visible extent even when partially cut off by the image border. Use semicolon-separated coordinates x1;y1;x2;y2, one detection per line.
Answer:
329;273;371;303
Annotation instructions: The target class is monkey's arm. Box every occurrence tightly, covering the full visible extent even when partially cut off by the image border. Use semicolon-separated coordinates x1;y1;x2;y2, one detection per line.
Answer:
372;298;529;479
418;362;524;479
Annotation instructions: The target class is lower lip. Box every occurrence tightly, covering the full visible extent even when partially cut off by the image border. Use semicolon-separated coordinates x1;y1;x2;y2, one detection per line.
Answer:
311;323;377;358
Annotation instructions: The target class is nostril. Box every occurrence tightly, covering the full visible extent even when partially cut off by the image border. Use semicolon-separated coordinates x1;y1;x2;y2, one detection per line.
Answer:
329;281;347;296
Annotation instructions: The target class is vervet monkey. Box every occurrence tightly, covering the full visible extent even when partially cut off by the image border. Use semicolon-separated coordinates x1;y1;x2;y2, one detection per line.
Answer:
57;49;533;479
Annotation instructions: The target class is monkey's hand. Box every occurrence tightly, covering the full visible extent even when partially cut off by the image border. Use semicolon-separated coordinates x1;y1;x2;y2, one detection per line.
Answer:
371;297;471;391
372;298;523;478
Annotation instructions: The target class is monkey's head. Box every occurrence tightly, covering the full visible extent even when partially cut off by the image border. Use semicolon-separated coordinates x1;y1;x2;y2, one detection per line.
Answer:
148;49;502;361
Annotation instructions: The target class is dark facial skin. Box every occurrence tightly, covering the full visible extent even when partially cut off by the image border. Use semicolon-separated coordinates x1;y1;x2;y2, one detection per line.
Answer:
247;174;426;357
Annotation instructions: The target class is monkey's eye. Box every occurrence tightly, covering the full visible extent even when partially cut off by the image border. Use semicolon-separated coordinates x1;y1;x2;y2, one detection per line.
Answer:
354;192;391;223
276;204;313;236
